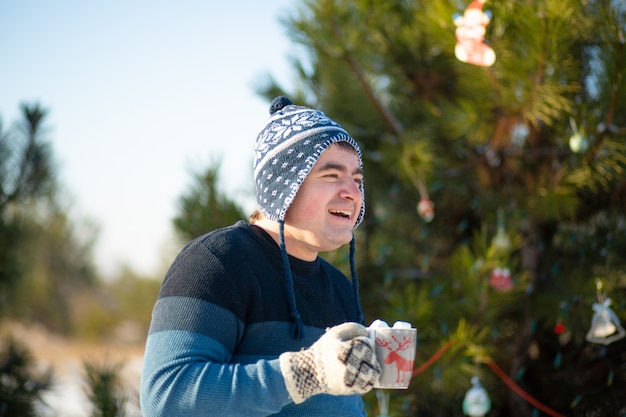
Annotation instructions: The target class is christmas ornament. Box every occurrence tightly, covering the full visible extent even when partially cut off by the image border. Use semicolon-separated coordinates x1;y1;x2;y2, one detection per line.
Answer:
569;132;589;153
569;117;589;153
489;267;513;292
401;149;434;223
462;376;491;417
453;0;496;67
417;197;435;222
553;322;566;335
491;209;511;252
586;298;626;345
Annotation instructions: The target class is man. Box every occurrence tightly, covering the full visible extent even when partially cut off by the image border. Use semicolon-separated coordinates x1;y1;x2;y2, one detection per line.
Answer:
140;96;380;417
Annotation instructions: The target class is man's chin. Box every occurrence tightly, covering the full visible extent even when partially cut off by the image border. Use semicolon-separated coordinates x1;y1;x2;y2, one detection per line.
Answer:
327;230;354;248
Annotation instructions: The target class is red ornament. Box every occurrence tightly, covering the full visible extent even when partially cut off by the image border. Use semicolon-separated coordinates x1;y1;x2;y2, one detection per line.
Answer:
489;268;513;292
554;322;566;335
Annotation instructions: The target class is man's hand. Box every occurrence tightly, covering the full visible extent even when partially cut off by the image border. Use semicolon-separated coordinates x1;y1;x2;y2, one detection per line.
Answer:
279;322;380;404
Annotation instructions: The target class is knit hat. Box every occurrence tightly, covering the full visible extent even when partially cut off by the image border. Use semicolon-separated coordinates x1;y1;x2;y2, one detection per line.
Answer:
253;96;366;339
254;96;365;226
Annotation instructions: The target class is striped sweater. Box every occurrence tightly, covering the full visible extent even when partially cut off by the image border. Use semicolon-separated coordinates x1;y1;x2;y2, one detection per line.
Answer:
140;221;366;416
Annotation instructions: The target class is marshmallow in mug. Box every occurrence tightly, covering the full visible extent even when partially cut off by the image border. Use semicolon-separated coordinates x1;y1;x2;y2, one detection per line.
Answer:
369;319;412;331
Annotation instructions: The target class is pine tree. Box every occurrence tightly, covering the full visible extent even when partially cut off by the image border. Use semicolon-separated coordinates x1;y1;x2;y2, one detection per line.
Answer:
0;336;53;417
83;360;127;417
173;160;246;242
0;104;56;308
260;0;626;415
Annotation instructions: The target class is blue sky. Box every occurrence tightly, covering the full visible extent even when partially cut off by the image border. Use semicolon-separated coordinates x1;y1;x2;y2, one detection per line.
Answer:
0;1;298;277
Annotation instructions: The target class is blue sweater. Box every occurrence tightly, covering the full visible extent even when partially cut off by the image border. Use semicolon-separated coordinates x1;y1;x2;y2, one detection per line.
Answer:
140;221;366;416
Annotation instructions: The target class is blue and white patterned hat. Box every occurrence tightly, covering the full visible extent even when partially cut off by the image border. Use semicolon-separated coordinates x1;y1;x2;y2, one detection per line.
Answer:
253;96;365;228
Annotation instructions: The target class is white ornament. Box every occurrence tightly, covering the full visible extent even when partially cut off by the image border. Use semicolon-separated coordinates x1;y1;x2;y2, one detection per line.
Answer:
462;376;491;417
417;198;435;222
586;298;626;345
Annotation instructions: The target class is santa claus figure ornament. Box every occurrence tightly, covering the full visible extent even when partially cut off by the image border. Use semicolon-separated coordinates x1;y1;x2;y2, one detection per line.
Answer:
453;0;496;67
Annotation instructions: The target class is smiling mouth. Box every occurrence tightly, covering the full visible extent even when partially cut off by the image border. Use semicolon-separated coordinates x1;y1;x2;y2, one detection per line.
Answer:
329;209;353;219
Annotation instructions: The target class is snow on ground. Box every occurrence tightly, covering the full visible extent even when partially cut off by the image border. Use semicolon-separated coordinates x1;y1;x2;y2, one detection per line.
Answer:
2;321;144;417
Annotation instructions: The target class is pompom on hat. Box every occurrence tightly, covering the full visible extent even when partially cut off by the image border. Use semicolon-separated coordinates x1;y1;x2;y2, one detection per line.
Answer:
253;96;366;339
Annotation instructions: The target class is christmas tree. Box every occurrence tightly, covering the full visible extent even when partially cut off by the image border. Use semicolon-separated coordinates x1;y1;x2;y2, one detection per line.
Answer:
261;0;626;415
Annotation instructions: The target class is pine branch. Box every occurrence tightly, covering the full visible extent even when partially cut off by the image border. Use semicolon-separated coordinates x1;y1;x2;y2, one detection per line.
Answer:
327;16;405;137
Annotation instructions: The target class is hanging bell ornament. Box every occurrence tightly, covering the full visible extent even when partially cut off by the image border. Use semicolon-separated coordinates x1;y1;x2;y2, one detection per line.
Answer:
462;376;491;417
586;298;626;345
417;197;435;222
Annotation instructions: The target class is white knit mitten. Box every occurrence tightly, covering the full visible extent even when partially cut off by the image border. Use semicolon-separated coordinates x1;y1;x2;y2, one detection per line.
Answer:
279;322;381;404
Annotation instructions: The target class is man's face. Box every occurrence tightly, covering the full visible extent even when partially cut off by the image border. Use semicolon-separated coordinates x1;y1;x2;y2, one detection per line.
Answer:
283;143;363;260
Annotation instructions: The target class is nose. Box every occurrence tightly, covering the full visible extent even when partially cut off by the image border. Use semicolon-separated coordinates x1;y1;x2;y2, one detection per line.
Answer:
339;178;362;201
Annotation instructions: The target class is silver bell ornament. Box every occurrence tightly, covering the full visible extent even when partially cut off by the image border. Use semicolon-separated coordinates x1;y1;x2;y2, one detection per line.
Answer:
462;376;491;417
586;298;626;345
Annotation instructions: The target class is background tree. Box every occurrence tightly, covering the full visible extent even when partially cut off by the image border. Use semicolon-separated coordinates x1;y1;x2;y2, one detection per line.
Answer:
0;336;53;417
7;201;98;334
257;0;626;415
1;104;98;334
0;104;55;307
173;159;246;242
83;360;128;417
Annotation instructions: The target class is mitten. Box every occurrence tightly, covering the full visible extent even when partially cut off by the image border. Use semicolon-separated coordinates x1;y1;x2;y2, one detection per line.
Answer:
279;322;381;404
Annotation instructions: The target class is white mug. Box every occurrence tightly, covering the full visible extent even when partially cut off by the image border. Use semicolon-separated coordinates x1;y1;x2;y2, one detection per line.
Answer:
368;321;417;389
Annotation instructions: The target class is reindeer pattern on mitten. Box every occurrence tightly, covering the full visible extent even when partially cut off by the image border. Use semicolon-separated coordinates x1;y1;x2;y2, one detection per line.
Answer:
375;334;415;384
